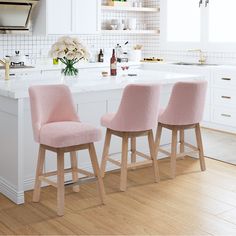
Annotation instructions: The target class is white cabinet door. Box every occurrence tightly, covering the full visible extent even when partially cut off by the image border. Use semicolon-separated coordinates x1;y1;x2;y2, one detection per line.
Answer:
73;0;101;34
47;0;73;34
33;0;100;35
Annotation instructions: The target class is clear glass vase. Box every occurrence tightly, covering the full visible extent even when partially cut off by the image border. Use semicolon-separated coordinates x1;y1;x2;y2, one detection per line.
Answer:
61;59;78;77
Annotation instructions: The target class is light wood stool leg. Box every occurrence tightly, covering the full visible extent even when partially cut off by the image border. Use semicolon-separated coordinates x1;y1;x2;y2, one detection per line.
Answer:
33;145;46;202
148;130;160;182
171;128;178;179
70;151;80;193
131;137;136;170
180;129;185;153
195;123;206;171
180;129;185;159
57;150;65;216
155;123;163;158
89;143;106;204
101;129;112;178
120;134;129;192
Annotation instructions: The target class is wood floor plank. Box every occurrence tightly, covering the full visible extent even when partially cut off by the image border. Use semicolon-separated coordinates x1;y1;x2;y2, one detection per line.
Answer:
0;221;14;235
0;157;236;235
122;186;236;235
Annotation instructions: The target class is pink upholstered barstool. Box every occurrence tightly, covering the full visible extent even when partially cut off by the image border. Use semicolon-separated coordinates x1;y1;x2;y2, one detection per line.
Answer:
100;84;161;191
29;85;105;216
155;80;207;179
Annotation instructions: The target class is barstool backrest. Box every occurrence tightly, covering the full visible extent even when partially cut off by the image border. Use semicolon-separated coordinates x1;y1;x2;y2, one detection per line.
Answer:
28;84;79;142
110;84;161;132
159;80;207;125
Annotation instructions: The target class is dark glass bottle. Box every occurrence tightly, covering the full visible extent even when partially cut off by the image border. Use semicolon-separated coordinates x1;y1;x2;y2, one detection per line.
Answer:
110;49;117;76
98;49;104;62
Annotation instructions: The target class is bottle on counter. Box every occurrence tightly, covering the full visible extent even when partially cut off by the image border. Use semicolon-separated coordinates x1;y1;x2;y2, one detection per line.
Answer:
110;49;117;76
98;49;104;63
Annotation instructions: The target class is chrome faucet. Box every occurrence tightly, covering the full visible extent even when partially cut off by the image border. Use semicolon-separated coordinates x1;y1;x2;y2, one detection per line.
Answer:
0;58;10;80
188;49;206;65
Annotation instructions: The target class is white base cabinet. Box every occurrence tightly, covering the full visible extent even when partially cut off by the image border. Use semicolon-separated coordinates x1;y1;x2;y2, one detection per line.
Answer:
143;63;236;134
210;68;236;133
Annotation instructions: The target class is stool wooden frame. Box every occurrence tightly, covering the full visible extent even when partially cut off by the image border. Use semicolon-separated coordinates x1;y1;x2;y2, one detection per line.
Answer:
101;128;160;191
155;122;206;179
33;143;105;216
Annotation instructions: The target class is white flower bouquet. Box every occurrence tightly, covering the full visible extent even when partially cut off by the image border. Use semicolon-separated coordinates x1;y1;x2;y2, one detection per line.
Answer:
50;36;90;77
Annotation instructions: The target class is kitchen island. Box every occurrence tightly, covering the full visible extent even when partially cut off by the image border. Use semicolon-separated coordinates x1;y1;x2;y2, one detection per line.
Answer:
0;68;204;204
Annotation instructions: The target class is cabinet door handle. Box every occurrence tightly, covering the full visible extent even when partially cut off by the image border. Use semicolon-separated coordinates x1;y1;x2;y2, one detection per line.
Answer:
221;77;231;81
221;96;231;99
221;113;231;118
9;73;15;76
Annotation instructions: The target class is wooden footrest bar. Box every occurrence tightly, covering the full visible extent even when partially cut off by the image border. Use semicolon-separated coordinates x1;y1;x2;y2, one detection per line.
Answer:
159;148;171;156
176;150;198;158
127;160;153;169
136;151;151;160
43;168;73;177
42;167;94;178
184;142;199;151
39;176;58;188
65;176;98;186
77;168;94;177
107;157;121;167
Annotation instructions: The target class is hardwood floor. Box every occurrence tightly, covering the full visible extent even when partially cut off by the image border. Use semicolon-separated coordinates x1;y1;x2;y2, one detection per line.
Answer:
202;127;236;164
1;157;236;235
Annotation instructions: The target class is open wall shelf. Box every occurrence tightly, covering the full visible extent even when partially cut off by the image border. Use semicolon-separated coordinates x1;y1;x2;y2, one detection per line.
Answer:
101;5;160;12
101;30;159;35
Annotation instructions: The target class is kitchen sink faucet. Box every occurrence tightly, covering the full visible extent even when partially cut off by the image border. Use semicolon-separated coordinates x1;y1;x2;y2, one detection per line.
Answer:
0;58;10;80
188;49;206;65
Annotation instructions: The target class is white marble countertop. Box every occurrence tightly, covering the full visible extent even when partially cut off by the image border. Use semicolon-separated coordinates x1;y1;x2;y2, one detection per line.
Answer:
142;61;236;69
0;69;203;99
0;61;141;74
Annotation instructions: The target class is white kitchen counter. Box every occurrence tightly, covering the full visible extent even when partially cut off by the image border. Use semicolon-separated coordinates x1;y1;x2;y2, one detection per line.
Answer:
0;61;141;75
0;68;203;205
0;69;202;99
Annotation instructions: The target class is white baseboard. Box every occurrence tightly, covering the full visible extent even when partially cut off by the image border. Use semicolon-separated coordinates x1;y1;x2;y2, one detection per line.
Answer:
0;177;24;204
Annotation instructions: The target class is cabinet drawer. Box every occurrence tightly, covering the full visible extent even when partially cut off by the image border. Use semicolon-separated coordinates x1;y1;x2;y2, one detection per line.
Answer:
9;71;41;78
213;72;236;88
213;88;236;107
212;108;236;127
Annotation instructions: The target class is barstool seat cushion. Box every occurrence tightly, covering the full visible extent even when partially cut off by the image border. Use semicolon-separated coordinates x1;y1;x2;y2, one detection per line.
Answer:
101;113;116;129
40;121;102;148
